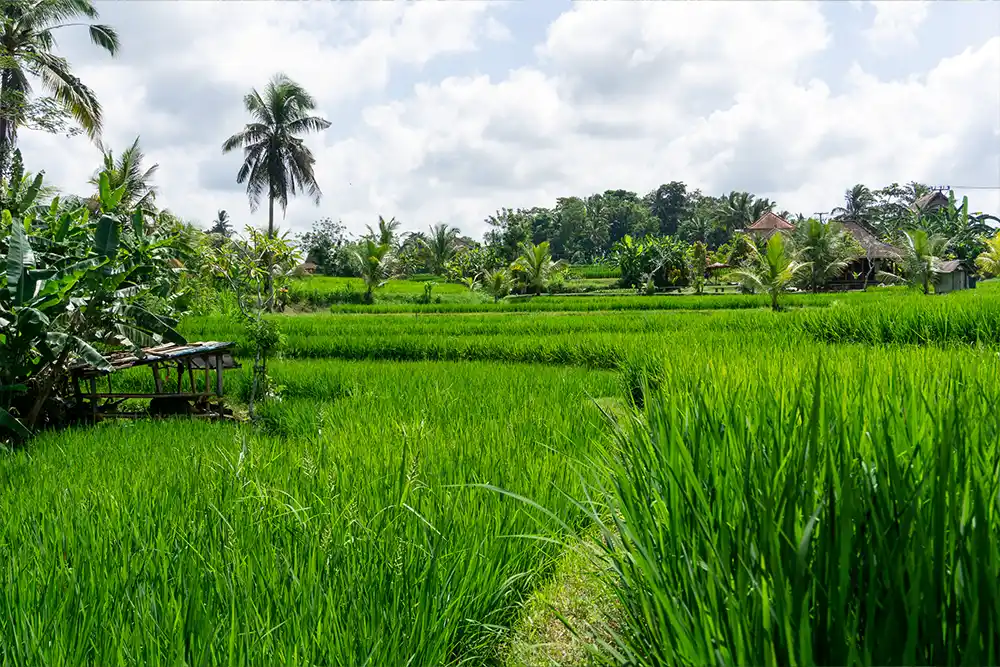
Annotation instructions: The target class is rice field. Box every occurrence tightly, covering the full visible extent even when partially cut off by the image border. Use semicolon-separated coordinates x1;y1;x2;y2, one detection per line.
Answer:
3;281;999;665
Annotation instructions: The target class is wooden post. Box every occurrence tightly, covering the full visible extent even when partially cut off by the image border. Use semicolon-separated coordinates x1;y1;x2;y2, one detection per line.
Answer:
188;362;196;396
89;378;97;421
203;356;210;395
152;364;162;393
177;364;183;392
215;354;224;396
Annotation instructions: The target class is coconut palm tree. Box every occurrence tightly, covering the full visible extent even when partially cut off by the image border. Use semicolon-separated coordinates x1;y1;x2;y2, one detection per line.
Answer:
975;231;1000;278
421;223;459;275
832;184;876;227
210;209;233;238
481;267;514;302
221;73;330;239
352;239;395;303
88;136;158;213
366;215;400;247
511;241;568;295
0;0;119;179
790;218;860;292
880;229;949;295
730;232;809;311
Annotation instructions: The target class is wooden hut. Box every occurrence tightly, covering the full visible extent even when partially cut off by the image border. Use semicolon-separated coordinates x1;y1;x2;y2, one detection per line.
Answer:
935;260;972;294
838;221;903;288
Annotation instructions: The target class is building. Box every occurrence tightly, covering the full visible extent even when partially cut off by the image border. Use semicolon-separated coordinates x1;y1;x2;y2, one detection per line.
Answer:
935;260;972;294
839;221;903;287
911;191;950;214
743;212;796;241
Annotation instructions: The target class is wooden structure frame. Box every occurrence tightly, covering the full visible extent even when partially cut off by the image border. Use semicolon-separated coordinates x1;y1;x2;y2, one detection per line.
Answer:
68;341;241;421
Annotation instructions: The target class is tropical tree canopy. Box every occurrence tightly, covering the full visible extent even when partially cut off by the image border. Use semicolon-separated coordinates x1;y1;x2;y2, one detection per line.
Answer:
730;232;809;311
791;219;860;292
0;0;120;178
221;73;331;237
88;136;158;214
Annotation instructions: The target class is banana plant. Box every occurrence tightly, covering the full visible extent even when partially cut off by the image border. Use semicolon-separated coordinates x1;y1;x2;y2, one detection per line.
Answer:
1;172;187;437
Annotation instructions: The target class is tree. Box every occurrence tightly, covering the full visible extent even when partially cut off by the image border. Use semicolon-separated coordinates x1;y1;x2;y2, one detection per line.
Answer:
366;215;400;247
422;223;459;275
352;239;395;303
88;136;158;214
210;210;233;238
221;73;330;240
644;181;689;236
975;231;1000;278
687;241;707;295
511;241;568;295
730;232;809;311
880;229;950;295
481;268;513;302
298;217;347;274
210;227;298;420
832;184;876;228
790;218;860;292
0;0;119;180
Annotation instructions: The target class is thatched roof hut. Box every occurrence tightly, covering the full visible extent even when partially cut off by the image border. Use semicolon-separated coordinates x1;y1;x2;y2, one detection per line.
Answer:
911;191;949;213
840;221;902;260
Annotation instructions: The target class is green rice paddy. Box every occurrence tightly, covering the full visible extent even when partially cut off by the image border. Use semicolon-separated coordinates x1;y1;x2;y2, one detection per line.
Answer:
3;282;999;665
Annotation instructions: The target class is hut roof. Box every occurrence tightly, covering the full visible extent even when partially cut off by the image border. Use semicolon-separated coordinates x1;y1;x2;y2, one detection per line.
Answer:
911;191;949;212
706;262;730;270
69;341;239;379
938;259;964;273
840;221;903;260
747;212;795;232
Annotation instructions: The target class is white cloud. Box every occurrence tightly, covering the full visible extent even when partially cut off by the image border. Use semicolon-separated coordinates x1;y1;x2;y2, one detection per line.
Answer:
13;0;1000;239
866;0;931;53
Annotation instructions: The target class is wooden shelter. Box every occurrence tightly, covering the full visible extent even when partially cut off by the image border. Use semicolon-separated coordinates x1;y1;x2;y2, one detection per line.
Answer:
68;341;240;422
935;260;972;294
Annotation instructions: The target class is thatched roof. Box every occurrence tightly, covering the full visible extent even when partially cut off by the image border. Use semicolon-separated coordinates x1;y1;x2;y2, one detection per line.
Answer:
706;262;730;270
938;259;964;273
912;191;949;213
840;221;902;261
747;212;795;232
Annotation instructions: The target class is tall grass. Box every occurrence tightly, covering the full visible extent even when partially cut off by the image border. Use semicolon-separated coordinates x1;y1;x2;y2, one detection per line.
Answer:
0;361;616;665
590;348;1000;665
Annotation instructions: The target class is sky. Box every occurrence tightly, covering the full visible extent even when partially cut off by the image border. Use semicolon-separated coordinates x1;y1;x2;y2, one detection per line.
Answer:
16;0;1000;240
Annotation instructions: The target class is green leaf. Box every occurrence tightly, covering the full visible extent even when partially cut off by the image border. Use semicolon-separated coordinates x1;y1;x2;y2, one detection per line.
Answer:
95;215;120;258
6;214;35;304
0;407;31;439
18;172;44;216
73;338;113;373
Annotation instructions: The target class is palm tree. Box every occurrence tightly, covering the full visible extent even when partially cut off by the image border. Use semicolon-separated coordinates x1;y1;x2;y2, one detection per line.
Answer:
351;239;395;303
221;73;330;239
832;184;876;227
210;209;232;238
0;0;119;179
366;215;400;246
730;232;809;311
880;229;949;295
790;218;859;292
421;223;459;275
975;231;1000;278
511;241;568;295
88;136;158;213
481;267;513;302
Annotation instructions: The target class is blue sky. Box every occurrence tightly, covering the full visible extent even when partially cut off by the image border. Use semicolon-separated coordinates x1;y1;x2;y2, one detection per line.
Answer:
19;1;1000;239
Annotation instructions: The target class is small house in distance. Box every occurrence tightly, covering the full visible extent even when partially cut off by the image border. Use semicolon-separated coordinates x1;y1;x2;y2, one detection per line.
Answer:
743;212;796;241
935;260;972;294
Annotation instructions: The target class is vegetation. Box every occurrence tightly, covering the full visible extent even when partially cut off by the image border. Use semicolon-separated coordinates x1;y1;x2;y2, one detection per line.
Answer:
2;7;1000;664
221;73;330;239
